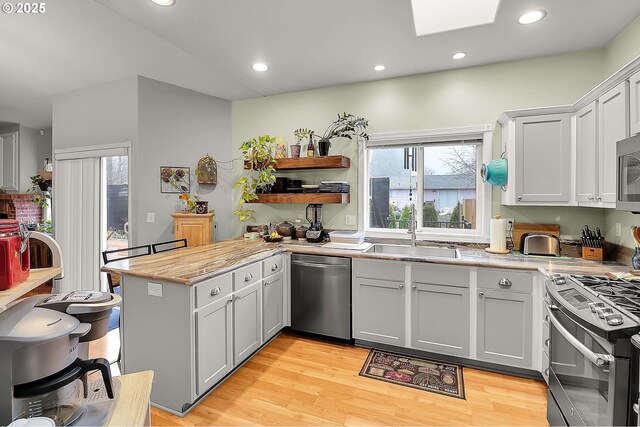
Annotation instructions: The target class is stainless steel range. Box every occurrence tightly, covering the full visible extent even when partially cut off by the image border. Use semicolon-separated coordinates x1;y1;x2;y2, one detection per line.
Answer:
544;273;640;426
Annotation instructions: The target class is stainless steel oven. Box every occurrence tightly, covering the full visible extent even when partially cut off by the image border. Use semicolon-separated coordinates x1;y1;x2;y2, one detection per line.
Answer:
617;134;640;213
545;274;639;426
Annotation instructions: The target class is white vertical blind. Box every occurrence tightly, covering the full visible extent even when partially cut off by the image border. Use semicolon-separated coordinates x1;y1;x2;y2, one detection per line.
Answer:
53;158;101;292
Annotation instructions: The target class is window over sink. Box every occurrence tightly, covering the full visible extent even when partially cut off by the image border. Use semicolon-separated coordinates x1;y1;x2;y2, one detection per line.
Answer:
362;126;492;242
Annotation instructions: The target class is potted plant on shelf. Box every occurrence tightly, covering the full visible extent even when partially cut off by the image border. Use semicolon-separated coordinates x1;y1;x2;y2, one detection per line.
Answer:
234;135;277;222
292;128;311;158
28;175;51;208
315;112;369;156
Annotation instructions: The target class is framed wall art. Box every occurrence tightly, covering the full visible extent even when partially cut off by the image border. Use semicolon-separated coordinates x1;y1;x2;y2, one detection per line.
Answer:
160;166;190;193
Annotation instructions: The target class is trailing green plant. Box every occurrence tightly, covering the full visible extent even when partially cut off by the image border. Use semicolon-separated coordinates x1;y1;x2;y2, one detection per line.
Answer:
37;219;52;235
316;112;369;146
234;135;277;222
28;175;51;208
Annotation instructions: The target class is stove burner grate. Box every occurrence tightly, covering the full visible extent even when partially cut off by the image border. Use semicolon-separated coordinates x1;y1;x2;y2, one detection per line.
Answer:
570;275;640;318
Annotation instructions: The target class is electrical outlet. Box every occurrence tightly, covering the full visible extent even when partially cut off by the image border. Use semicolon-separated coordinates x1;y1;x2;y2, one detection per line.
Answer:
345;215;356;226
147;282;163;297
616;223;622;237
147;212;155;223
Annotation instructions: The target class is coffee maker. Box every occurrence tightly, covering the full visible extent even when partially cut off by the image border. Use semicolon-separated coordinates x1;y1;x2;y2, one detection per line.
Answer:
0;291;122;426
305;204;324;243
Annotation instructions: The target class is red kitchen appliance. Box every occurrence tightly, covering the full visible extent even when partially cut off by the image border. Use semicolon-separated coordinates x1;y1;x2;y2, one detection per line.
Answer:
0;220;30;290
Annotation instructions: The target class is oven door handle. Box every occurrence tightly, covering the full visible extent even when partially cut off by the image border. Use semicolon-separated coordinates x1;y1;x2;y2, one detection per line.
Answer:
547;309;612;367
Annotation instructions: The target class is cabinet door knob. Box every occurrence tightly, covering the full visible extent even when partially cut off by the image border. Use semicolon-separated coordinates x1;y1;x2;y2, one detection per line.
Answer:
517;195;522;201
245;273;253;282
264;280;270;287
227;298;233;305
210;286;221;296
544;338;550;348
544;368;550;376
399;284;404;290
498;278;512;288
412;285;417;291
588;196;595;201
271;264;278;271
596;196;602;201
479;292;484;297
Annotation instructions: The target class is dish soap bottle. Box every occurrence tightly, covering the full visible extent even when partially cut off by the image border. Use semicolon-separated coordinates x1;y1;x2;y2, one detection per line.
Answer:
306;134;315;157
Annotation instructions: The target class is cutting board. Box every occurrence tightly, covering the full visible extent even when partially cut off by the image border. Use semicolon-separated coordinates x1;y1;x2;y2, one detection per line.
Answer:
513;223;560;250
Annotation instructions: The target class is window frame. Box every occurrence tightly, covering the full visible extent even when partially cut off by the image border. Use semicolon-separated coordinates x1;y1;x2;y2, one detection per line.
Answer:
359;125;493;243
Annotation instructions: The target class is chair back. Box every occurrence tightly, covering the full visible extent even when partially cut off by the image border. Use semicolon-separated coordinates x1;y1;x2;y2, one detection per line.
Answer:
102;245;151;293
152;239;188;254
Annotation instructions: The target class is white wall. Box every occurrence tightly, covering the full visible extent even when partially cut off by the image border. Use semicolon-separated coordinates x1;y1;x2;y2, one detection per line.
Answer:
232;50;608;239
137;76;233;244
18;125;39;192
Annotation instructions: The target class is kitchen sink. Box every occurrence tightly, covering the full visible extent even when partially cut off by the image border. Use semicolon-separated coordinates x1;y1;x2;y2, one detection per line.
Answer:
364;244;460;259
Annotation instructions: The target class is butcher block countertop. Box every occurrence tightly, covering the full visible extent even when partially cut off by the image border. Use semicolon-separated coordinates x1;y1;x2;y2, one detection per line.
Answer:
101;237;630;285
102;239;285;285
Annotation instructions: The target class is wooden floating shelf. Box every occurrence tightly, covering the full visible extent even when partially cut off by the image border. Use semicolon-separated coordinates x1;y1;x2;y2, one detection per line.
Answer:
249;193;350;204
243;155;350;171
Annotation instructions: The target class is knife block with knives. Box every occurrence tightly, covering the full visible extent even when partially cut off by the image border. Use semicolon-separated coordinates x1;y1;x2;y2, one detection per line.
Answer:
581;225;604;261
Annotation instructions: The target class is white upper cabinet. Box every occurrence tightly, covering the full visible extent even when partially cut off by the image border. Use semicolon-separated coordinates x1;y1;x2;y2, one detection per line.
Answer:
631;69;640;136
576;101;598;204
502;113;572;205
0;132;19;192
597;81;629;205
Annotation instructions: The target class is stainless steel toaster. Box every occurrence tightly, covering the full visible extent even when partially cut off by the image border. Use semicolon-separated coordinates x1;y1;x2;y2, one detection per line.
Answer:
521;233;561;256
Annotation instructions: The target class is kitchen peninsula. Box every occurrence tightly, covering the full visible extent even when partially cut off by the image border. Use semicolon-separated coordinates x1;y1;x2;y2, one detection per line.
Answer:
103;238;629;416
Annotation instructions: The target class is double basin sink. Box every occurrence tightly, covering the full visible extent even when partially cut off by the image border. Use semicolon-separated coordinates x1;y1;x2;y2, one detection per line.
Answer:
364;243;460;259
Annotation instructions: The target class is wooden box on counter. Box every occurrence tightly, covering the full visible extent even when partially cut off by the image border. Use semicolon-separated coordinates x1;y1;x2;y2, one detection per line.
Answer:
582;246;604;261
171;213;214;247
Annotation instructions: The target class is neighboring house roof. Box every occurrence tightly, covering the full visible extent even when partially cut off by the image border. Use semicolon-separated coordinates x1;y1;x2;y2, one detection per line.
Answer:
383;174;475;190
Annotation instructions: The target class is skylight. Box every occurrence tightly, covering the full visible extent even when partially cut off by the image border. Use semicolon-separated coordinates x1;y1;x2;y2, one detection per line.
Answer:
411;0;501;36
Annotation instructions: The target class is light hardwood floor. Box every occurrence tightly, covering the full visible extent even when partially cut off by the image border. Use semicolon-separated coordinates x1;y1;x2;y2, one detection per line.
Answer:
140;333;549;426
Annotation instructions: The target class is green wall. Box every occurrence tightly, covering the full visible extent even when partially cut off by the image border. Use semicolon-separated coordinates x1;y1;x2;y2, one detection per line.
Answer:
232;18;640;242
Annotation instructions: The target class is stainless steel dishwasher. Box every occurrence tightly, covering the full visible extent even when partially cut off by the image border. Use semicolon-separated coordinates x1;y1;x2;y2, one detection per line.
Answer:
291;254;351;340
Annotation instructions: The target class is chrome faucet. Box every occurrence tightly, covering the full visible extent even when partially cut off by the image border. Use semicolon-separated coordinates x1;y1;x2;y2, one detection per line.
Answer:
407;203;417;247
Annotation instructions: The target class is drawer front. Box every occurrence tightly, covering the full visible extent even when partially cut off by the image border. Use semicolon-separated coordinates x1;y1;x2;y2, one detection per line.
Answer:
477;269;533;294
411;263;469;288
195;273;232;309
353;259;405;282
262;254;284;279
233;262;261;291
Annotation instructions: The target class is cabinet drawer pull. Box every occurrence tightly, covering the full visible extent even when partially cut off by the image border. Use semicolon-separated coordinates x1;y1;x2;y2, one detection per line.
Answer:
588;196;595;201
226;298;233;305
264;280;271;287
245;273;253;282
271;264;278;271
479;292;484;297
596;196;602;201
210;286;221;297
498;278;512;288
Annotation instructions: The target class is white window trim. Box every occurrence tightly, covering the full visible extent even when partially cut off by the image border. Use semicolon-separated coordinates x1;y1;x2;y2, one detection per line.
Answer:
359;125;493;243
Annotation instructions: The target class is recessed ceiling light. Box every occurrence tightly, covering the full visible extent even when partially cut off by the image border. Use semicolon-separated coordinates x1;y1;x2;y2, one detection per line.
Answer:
151;0;175;6
374;65;386;71
251;63;269;72
518;10;546;25
452;52;466;60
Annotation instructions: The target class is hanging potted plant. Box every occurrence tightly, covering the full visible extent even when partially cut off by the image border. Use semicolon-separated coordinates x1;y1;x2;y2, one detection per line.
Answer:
234;135;277;222
315;113;369;156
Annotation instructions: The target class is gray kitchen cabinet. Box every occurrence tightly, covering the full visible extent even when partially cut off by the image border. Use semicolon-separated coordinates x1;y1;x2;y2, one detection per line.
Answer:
576;101;599;205
353;277;405;346
631;69;640;136
476;289;533;368
233;280;263;366
0;132;18;191
598;80;629;204
195;295;233;395
262;271;284;342
513;113;572;203
411;283;469;357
